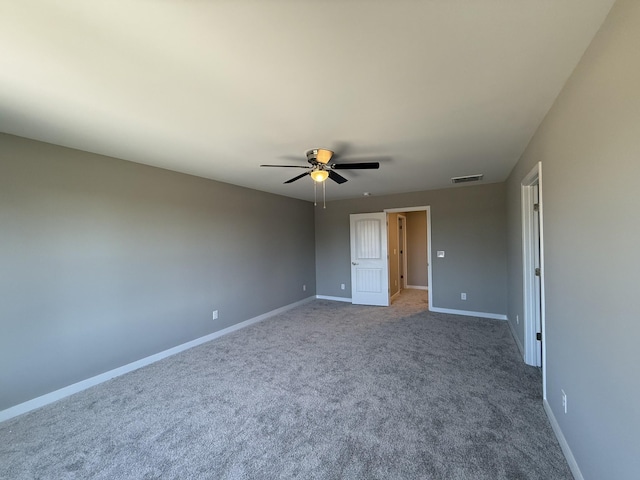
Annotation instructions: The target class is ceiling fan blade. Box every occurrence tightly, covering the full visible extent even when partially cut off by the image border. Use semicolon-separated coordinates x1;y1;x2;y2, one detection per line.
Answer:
284;172;311;184
328;170;348;184
260;164;310;169
331;162;380;170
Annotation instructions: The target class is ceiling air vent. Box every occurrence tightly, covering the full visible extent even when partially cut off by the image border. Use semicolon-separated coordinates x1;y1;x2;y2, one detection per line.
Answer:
451;174;484;184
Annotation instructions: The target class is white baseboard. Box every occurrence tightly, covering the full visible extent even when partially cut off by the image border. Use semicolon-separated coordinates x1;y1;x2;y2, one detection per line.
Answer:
316;295;352;303
406;285;428;290
544;399;584;480
0;296;316;423
507;316;525;360
429;306;507;321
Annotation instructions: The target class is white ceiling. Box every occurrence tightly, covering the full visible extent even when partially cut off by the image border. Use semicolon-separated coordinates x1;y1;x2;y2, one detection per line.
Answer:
0;0;615;201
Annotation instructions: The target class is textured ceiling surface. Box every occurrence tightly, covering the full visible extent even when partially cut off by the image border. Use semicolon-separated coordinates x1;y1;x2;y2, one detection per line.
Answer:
0;0;615;201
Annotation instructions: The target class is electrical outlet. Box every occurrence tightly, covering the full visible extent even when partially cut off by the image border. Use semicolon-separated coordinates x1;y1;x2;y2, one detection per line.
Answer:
341;283;345;290
562;390;567;413
303;284;306;291
212;310;218;320
461;293;467;300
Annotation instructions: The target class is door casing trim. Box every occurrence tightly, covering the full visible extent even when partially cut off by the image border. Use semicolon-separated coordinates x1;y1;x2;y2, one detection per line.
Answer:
385;206;432;309
521;162;547;398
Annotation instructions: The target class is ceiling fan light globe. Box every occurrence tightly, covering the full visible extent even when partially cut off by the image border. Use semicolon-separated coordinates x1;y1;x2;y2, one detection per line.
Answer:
310;170;329;182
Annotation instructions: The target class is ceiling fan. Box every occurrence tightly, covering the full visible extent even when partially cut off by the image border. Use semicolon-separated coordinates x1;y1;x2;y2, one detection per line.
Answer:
260;148;380;185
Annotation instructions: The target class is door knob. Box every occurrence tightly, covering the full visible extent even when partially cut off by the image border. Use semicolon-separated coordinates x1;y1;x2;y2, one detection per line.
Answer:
352;262;359;265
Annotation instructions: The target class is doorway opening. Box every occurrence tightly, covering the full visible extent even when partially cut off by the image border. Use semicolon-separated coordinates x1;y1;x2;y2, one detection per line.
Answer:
522;162;546;393
397;214;407;295
386;206;432;309
349;207;432;308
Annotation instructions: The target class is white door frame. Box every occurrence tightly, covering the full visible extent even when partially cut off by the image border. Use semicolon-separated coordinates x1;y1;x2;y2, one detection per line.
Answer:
521;162;547;395
385;206;432;308
397;214;408;291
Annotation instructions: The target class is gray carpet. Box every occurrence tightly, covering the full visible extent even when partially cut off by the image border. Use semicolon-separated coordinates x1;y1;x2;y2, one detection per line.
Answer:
0;290;572;479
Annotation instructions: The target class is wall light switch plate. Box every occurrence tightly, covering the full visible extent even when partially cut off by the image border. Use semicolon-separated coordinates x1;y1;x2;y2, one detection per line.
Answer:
437;251;445;258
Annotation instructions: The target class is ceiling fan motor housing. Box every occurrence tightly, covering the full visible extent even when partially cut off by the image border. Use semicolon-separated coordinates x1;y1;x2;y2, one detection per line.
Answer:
306;148;333;164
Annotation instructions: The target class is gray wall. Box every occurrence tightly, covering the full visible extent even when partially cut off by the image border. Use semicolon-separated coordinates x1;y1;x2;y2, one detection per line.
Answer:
406;211;428;287
505;0;639;477
0;134;316;411
315;183;507;315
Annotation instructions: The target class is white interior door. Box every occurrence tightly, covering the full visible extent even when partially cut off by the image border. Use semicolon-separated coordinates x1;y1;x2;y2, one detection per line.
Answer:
533;184;543;367
350;212;389;306
522;162;544;370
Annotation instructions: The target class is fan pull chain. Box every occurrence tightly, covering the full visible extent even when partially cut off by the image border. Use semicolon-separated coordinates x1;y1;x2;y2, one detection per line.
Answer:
323;180;326;209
